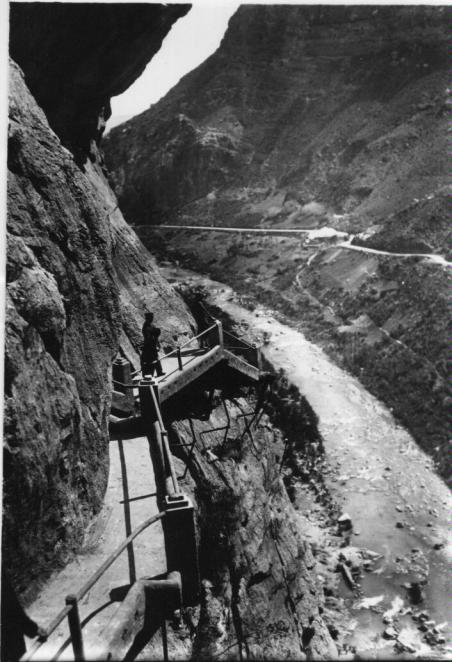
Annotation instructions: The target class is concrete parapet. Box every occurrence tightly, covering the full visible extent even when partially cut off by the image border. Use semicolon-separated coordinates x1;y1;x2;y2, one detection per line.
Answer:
163;494;200;606
94;572;181;661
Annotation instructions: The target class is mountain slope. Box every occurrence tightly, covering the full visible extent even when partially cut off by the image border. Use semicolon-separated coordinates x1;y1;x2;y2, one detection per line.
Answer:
104;4;449;245
104;5;450;481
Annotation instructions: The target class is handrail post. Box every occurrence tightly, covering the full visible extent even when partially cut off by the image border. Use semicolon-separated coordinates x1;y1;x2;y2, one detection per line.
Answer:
139;378;158;422
216;320;223;348
256;346;262;371
112;357;134;414
161;429;179;495
65;594;84;661
177;346;183;371
164;495;200;606
112;357;132;394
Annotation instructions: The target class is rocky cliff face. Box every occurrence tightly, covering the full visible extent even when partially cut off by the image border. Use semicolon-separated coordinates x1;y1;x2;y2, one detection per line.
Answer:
104;4;449;238
170;399;337;660
9;3;190;159
135;385;338;660
5;5;193;597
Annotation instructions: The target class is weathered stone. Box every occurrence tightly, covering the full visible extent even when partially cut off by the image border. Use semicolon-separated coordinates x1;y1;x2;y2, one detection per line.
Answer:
5;3;194;599
9;3;190;157
167;399;337;659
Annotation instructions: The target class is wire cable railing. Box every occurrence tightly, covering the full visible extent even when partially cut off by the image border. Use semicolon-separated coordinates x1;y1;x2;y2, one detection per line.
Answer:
21;512;166;662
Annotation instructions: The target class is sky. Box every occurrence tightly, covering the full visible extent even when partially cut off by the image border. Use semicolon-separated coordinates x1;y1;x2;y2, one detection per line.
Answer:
107;3;240;131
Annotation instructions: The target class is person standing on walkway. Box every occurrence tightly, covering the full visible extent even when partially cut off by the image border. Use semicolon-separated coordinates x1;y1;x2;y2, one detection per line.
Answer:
141;312;164;377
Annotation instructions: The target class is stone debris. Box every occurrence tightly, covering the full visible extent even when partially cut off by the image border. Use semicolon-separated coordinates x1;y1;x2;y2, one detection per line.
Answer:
353;595;384;610
402;581;425;605
382;595;404;621
338;562;356;590
338;513;353;531
383;625;398;639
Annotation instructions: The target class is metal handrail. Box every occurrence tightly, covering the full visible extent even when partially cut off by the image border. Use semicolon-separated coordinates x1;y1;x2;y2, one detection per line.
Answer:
156;344;219;382
140;322;220;371
142;322;259;373
21;511;166;662
149;386;179;495
160;322;219;361
223;329;256;350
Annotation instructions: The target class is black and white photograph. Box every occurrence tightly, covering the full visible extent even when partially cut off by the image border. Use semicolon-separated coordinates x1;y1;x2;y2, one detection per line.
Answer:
1;1;451;660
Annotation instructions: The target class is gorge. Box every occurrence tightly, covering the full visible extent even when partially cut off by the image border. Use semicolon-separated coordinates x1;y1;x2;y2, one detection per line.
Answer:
4;3;451;661
104;4;450;483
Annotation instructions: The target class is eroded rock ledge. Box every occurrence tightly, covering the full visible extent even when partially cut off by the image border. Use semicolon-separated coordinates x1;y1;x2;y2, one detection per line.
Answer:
9;3;190;157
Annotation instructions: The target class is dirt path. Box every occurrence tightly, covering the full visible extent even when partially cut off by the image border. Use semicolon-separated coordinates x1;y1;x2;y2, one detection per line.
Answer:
149;224;451;267
26;437;166;660
338;239;451;267
163;265;452;657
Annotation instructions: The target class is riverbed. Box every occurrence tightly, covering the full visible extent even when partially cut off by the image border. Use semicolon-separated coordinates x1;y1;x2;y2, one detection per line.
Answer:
161;263;452;658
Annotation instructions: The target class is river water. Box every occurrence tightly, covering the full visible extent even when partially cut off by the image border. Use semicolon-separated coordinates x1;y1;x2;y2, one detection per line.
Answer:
162;264;452;658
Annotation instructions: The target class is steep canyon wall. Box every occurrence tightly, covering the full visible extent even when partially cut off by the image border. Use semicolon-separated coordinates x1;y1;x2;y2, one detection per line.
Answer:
5;11;337;658
104;4;449;237
5;4;193;597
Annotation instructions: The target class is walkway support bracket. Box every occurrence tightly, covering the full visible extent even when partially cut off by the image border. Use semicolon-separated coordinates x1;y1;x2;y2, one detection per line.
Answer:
163;494;200;606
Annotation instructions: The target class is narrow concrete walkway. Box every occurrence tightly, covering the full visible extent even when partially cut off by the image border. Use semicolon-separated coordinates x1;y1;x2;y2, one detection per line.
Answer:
26;437;166;661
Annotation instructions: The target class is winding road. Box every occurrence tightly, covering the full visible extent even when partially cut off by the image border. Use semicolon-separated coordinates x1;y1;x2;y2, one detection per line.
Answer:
145;224;452;268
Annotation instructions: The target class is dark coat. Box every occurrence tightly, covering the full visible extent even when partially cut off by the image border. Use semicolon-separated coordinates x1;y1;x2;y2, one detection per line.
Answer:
141;322;161;360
